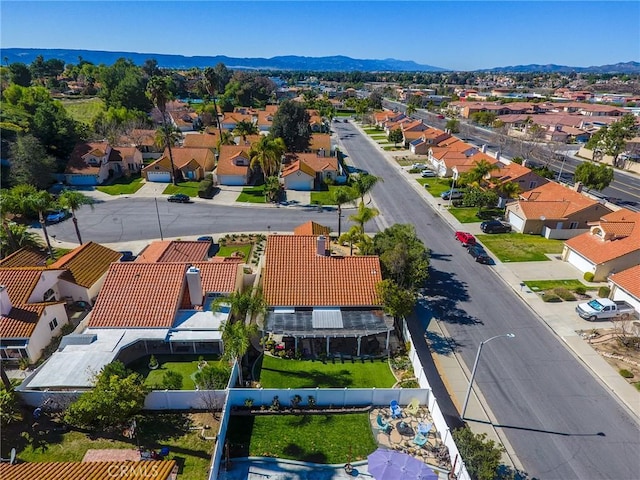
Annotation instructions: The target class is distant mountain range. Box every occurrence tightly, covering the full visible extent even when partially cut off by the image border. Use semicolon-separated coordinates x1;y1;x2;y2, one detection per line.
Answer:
3;48;639;73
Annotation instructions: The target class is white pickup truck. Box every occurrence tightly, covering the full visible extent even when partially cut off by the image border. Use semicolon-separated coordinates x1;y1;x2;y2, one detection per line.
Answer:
575;298;637;321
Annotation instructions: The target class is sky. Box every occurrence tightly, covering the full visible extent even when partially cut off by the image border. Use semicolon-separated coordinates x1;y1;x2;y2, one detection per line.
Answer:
1;1;639;71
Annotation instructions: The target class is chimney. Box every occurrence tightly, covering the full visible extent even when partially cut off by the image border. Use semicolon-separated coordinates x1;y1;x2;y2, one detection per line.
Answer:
481;144;487;153
185;266;203;307
574;181;583;193
316;235;328;256
0;286;12;316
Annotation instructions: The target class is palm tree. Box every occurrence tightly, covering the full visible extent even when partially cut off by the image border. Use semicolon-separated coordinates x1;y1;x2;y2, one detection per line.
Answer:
349;201;379;236
58;190;94;245
203;67;224;141
332;187;356;238
249;136;286;179
0;222;43;257
339;226;362;255
154;123;182;150
221;320;259;386
233;120;259;143
146;76;178;185
23;189;57;258
495;180;521;200
350;173;382;204
467;159;500;187
263;176;282;203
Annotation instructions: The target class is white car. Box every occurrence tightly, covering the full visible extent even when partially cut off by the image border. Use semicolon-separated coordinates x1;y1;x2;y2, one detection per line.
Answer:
421;170;436;178
411;163;425;170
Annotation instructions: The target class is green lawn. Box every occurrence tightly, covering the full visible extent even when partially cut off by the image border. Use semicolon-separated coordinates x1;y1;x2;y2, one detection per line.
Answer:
524;279;597;291
477;233;564;262
257;355;395;388
363;128;384;134
60;97;105;125
128;354;223;390
448;207;482;223
95;175;144;195
310;185;341;205
11;413;213;480
163;181;201;197
237;186;266;203
422;178;454;198
216;244;252;259
226;413;376;463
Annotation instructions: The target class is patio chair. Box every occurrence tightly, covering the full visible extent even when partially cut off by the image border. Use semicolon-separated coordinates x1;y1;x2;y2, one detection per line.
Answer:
376;414;392;434
412;433;428;447
390;400;402;419
405;398;420;416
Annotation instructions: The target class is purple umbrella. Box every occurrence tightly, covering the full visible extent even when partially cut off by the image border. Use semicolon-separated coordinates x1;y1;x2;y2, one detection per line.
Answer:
368;448;438;480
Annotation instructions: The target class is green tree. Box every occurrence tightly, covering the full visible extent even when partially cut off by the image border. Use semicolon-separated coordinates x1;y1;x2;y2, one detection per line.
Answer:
221;320;259;386
586;114;637;168
58;190;94;245
376;279;416;319
331;186;356;238
217;130;236;149
373;224;430;290
161;370;183;390
263;175;283;203
233;120;259;142
203;66;224;140
388;128;404;147
406;103;417;116
0;382;20;427
249;136;286;179
339;226;362;255
213;288;268;323
270;100;311;153
462;187;499;213
147;76;178;185
574;162;614;192
0;221;43;257
64;361;148;431
494;180;521;200
350;173;382;204
445;118;460;133
194;364;230;390
8;62;31;87
453;425;505;480
8;134;57;189
349;201;379;235
461;158;500;188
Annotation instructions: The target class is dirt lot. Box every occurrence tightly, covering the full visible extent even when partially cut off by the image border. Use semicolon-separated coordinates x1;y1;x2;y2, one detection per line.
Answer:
579;326;640;389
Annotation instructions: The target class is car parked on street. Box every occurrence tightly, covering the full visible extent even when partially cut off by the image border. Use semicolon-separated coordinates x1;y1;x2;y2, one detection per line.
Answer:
455;231;476;247
168;193;191;203
45;209;69;224
467;245;492;264
440;189;464;200
480;219;512;233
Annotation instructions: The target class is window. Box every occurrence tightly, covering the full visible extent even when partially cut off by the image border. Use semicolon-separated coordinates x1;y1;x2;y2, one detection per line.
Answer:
49;318;58;331
43;288;56;302
569;222;579;229
528;181;538;189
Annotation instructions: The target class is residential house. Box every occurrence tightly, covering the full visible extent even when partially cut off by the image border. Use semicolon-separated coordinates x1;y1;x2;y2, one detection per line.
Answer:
169;110;200;132
505;182;613;236
562;209;640;281
118;129;163;160
427;139;479;177
136;240;211;263
409;128;451;155
373;110;406;128
281;153;339;191
0;269;69;364
489;161;549;195
220;112;255;132
182;131;220;152
293;221;331;237
25;261;242;389
215;145;252;186
608;265;640;315
65;142;143;186
262;235;394;357
142;147;215;183
306;133;332;155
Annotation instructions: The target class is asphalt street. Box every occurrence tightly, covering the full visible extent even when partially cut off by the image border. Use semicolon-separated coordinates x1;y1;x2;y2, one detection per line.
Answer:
334;120;640;480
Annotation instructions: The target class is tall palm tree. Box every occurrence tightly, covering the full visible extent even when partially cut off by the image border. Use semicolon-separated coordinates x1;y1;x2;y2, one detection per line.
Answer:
467;159;500;187
249;136;286;179
217;131;235;150
349;201;379;236
24;189;57;258
0;221;43;257
154;123;182;150
221;320;259;386
339;226;362;256
58;190;94;245
147;76;178;185
332;187;356;238
233;120;259;143
495;180;521;200
203;67;224;141
350;173;382;204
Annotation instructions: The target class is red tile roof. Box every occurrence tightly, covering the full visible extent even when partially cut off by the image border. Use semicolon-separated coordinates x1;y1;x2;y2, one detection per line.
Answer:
182;132;219;149
190;262;240;294
263;235;382;307
610;265;640;298
294;221;331;236
136;241;209;263
49;242;121;288
281;160;316;178
1;304;44;338
0;269;43;304
216;145;251;176
0;460;177;480
0;247;48;267
520;182;604;216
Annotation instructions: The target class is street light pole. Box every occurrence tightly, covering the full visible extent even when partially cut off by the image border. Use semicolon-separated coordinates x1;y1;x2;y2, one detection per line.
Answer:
461;333;515;420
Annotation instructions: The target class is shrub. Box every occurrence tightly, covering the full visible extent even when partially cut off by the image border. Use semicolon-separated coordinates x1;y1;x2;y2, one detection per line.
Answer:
619;369;634;379
194;364;230;390
161;370;183;390
244;398;254;408
399;379;419;388
598;286;611;298
634;383;640;392
542;293;562;303
554;288;576;301
198;178;214;198
583;272;595;282
453;425;504;480
148;355;159;369
574;286;587;295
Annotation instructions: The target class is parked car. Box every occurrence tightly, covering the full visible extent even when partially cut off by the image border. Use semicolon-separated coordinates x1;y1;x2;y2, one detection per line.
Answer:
437;114;445;119
68;300;92;312
411;163;426;170
575;298;637;322
467;245;492;264
119;251;136;262
455;231;476;247
440;189;464;200
480;219;512;233
45;209;69;224
421;170;437;178
167;193;191;203
197;236;214;244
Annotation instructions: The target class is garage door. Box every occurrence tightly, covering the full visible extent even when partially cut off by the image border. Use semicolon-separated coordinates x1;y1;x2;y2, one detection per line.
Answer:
566;250;593;275
147;171;171;183
508;211;525;232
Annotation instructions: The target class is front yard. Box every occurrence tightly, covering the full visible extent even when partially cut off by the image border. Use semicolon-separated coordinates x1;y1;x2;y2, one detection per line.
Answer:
236;185;266;203
256;355;396;389
477;233;564;262
310;185;342;205
163;181;202;197
226;413;376;464
96;175;144;195
422;178;455;198
448;207;505;224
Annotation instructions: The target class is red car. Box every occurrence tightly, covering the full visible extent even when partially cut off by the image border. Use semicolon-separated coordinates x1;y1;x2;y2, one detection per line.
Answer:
455;231;476;247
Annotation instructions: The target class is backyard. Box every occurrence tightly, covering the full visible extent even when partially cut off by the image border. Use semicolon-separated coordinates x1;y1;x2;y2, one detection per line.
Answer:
225;413;377;464
477;233;564;262
128;354;225;390
59;97;105;125
4;412;215;480
95;175;144;195
256;355;396;389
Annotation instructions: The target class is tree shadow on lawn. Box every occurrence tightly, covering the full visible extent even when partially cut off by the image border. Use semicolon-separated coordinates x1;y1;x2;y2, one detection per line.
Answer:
424;266;482;327
283;444;328;464
260;367;354;388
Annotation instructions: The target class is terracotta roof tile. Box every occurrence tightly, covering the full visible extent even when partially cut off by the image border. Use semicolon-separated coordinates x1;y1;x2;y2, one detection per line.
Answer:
88;263;188;328
0;247;48;268
136;241;210;263
263;235;382;307
294;221;331;236
49;242;121;288
0;460;177;480
309;134;331;152
610;265;640;298
0;304;44;338
183;132;219;149
216;145;251;176
0;269;43;304
189;262;240;293
281;160;316;178
518;201;571;220
520;182;603;216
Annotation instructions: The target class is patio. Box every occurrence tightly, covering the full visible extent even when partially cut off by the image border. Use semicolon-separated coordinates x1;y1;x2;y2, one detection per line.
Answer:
369;405;451;471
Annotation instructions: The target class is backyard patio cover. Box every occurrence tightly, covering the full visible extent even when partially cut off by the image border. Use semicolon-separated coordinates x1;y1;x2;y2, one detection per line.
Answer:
265;308;393;337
